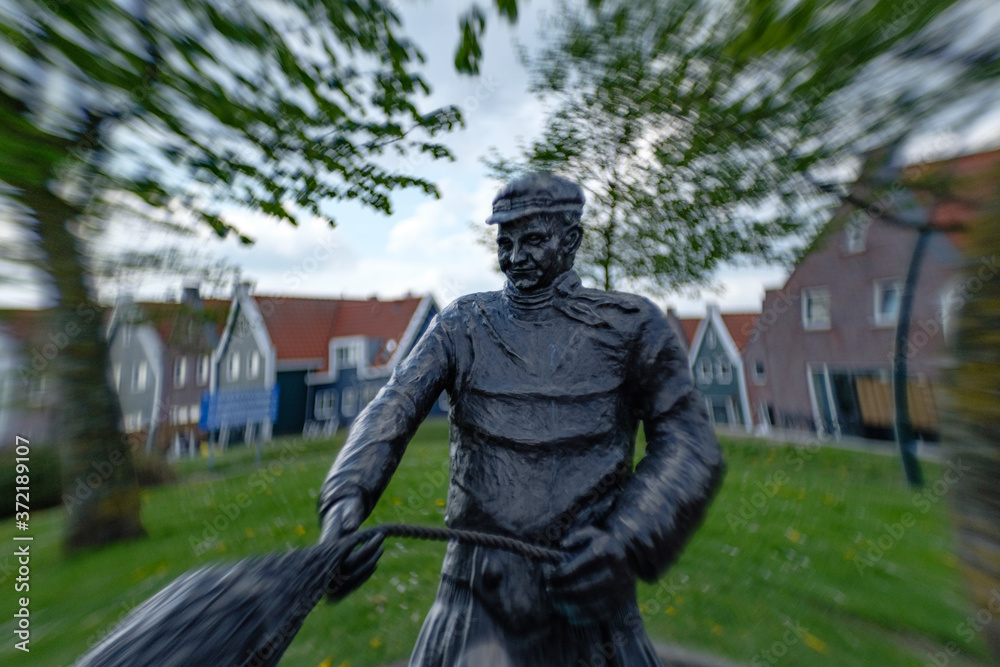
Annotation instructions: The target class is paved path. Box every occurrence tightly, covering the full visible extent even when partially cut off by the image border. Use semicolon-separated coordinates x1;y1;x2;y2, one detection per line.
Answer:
715;425;945;462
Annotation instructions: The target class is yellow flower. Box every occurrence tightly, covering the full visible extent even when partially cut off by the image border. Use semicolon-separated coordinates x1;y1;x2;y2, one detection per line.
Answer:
786;528;801;543
316;659;331;667
665;606;677;616
804;632;828;653
712;624;724;635
391;496;403;505
369;637;383;649
245;528;255;538
295;524;307;536
435;498;446;507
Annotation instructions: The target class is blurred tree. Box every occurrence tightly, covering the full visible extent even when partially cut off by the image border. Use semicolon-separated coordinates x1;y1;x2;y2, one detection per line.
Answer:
486;0;1000;292
0;0;516;551
943;160;1000;661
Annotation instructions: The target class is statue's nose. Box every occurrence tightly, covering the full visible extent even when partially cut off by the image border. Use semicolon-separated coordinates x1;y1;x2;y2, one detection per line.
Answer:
510;244;530;265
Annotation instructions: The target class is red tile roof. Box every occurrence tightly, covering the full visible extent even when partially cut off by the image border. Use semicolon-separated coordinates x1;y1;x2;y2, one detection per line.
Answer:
719;313;759;353
906;148;1000;253
253;295;424;371
678;318;701;348
677;312;759;353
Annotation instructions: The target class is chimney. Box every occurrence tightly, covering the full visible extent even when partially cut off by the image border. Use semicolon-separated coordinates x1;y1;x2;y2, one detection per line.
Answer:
181;284;201;306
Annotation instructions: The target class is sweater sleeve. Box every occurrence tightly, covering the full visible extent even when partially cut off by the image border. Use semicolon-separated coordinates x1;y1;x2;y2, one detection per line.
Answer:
605;303;725;582
318;311;454;521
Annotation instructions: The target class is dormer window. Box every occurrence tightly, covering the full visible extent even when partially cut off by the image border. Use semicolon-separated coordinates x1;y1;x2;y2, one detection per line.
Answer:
335;345;357;369
845;212;870;254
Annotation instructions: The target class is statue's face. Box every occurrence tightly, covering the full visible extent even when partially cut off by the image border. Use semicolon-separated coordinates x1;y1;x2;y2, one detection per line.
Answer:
496;215;574;292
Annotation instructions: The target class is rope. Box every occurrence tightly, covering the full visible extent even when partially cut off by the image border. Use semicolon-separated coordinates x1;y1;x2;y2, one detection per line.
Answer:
359;524;566;563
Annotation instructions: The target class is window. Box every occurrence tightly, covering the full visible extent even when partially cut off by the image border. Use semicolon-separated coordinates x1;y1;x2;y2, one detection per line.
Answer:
113;363;122;391
169;405;183;425
131;361;148;392
228;351;241;381
706;329;717;349
845;211;871;254
335;345;357;369
174;356;187;388
248;350;261;379
197;354;210;386
696;359;712;385
190;404;201;426
874;279;902;327
124;411;143;433
802;287;831;330
315;389;337;420
716;358;733;384
752;360;766;385
341;387;358;418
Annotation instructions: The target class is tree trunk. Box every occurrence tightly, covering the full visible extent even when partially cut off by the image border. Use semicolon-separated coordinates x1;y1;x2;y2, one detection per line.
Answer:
944;199;1000;659
892;227;928;487
24;187;146;552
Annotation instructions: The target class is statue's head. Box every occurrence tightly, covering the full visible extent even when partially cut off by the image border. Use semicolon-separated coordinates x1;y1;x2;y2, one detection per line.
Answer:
486;173;584;292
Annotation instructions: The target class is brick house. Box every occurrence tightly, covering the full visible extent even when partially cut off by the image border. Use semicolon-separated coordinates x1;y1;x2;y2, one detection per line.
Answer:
743;148;999;440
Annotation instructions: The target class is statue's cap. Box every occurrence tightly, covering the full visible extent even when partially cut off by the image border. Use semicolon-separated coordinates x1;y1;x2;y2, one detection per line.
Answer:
486;173;584;225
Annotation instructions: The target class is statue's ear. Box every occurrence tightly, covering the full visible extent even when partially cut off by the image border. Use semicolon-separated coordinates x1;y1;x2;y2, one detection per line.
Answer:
562;225;583;255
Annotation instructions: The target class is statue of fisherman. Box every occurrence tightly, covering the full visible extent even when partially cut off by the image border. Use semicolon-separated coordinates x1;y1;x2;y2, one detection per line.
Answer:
318;173;725;666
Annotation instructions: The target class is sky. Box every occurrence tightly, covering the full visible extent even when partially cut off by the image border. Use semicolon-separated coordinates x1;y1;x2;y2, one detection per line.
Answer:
4;0;1000;316
86;0;790;317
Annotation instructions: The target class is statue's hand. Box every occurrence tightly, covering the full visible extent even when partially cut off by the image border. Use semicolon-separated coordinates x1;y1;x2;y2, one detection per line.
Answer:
319;495;383;601
325;530;384;602
545;526;634;624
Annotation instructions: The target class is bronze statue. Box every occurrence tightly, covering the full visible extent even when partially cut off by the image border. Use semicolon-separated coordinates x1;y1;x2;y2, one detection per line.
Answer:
319;173;725;666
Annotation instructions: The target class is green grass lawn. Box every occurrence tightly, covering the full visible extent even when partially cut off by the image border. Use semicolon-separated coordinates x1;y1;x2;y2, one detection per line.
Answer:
0;420;990;667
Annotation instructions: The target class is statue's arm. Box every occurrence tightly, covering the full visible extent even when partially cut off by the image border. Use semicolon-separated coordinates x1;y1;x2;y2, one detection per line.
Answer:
318;312;454;526
607;305;725;582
